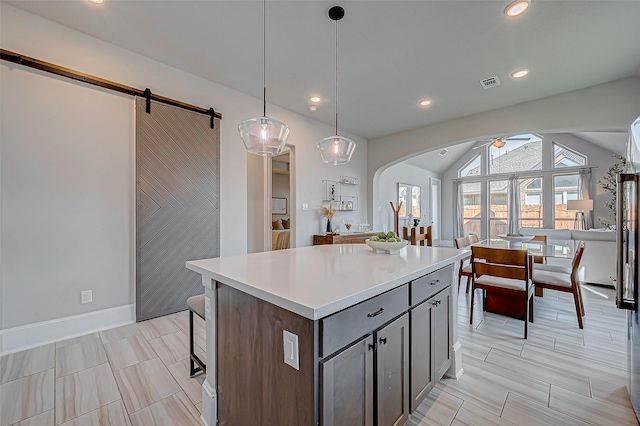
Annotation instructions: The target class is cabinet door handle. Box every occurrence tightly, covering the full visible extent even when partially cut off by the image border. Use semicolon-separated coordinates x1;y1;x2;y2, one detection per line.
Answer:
430;279;440;286
379;337;387;345
368;343;375;351
431;300;441;306
367;307;385;317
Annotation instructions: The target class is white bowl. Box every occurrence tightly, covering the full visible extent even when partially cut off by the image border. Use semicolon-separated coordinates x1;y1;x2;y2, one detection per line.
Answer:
497;234;535;247
365;239;408;254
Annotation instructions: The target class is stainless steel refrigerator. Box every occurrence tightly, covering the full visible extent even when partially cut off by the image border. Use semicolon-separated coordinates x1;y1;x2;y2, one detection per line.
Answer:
617;115;640;421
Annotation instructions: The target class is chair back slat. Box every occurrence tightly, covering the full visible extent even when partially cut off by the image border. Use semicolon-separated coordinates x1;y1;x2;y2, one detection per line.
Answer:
474;262;527;280
406;226;433;246
455;236;470;249
471;245;528;266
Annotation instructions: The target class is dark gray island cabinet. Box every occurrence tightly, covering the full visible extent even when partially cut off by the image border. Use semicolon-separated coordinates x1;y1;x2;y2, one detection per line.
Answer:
186;244;466;426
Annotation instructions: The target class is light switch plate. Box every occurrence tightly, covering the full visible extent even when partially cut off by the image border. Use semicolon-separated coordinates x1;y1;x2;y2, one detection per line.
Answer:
283;330;299;370
302;203;309;211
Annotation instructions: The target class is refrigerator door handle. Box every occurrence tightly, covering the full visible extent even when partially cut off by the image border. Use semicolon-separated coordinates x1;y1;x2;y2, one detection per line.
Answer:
617;173;638;310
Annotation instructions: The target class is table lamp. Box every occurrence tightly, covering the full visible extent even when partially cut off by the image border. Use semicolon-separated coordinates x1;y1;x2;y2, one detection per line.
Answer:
566;199;593;230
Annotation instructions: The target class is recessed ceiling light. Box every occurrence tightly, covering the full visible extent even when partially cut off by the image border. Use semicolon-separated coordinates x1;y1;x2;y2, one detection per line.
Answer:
310;96;321;103
505;0;530;17
419;99;432;107
88;0;104;3
511;69;529;78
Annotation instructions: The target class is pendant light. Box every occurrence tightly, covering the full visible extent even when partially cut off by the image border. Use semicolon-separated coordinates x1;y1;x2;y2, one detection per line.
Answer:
238;0;290;156
318;6;356;165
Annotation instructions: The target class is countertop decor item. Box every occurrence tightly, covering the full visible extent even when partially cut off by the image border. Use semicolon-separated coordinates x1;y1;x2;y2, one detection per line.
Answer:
365;239;408;254
320;201;336;234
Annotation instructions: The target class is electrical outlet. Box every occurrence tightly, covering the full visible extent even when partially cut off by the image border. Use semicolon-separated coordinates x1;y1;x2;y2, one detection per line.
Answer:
283;330;299;370
81;290;92;304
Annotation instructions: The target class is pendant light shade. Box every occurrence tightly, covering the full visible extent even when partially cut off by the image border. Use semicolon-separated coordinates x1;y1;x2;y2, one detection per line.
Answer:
318;135;356;165
238;0;290;157
318;6;356;165
238;116;290;156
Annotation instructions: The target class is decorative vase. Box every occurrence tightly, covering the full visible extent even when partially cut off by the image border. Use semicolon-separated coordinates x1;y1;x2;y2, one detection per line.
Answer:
326;218;332;234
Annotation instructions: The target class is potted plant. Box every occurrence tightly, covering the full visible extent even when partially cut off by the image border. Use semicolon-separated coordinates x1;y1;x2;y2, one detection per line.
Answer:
598;154;626;229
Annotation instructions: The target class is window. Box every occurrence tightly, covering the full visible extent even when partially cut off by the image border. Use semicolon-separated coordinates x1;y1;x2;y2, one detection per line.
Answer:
489;180;509;238
459;155;481;178
554;142;586;168
554;174;579;229
488;134;542;175
520;177;543;229
462;182;481;237
398;183;420;218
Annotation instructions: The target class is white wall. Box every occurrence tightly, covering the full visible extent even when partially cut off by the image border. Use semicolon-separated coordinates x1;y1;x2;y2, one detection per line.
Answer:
376;163;439;233
439;133;620;243
367;77;640;226
0;4;368;334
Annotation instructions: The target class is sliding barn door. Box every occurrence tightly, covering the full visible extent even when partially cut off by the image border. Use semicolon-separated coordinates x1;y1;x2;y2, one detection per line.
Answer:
136;98;220;321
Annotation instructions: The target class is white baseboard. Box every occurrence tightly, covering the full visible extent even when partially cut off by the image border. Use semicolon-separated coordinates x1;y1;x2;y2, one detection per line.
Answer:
0;304;135;356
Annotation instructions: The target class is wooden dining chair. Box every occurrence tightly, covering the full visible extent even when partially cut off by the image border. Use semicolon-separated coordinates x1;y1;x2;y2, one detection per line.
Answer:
455;236;472;293
532;241;586;329
470;246;534;338
403;226;433;246
530;235;547;265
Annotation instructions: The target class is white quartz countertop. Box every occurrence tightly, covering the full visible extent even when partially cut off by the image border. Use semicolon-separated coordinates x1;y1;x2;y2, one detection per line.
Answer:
186;244;468;320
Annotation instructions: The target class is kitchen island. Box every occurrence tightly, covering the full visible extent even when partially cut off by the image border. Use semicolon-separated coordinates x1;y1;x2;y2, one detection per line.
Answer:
186;244;467;426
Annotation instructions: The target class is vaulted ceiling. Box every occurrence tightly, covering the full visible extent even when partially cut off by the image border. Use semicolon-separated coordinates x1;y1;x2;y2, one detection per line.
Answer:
7;1;640;141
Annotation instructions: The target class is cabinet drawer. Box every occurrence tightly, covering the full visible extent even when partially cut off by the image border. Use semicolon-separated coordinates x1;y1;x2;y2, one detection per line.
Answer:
410;265;452;306
321;284;408;357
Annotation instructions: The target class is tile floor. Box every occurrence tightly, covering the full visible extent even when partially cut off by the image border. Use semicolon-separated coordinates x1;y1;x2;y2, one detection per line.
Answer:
1;284;638;425
0;311;205;426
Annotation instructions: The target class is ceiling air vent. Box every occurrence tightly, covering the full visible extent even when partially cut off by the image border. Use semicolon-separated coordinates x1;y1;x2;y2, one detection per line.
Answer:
480;76;501;89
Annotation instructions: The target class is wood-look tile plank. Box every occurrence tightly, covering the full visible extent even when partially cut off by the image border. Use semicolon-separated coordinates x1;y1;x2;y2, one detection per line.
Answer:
170;314;205;335
103;335;156;371
0;370;54;425
137;316;180;340
435;370;508;416
520;342;628;387
166;358;204;405
55;335;107;378
195;402;202;414
554;339;626;369
55;363;120;425
129;392;200;426
113;358;181;414
484;348;591;397
0;344;54;384
461;355;550;406
194;331;206;353
549;385;639;426
11;410;54;426
590;378;635;411
410;385;463;426
148;331;189;365
501;392;591;426
58;400;130;426
99;324;142;345
451;401;517;426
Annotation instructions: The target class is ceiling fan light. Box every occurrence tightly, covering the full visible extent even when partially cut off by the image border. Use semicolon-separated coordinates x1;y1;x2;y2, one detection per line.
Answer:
505;0;530;17
318;136;356;165
238;116;290;156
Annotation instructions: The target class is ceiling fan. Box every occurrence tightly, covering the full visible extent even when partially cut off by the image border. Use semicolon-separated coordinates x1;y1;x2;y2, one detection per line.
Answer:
472;135;531;150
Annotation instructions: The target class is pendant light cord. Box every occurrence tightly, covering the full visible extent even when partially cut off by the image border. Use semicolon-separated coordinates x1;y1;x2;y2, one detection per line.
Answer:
263;0;267;117
334;19;338;136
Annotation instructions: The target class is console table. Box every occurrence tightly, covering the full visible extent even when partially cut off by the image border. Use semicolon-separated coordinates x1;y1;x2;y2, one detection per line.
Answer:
313;232;378;245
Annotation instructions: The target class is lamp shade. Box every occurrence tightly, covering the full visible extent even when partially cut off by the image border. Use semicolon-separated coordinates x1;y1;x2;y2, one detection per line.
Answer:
318;135;356;165
567;199;594;211
238;116;290;157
